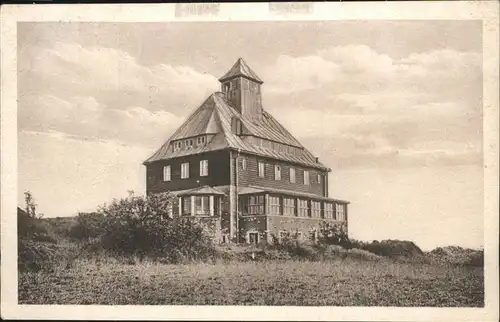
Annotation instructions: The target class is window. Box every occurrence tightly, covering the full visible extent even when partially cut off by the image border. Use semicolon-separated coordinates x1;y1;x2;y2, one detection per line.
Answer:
200;160;208;177
304;171;310;185
283;197;296;216
289;168;296;183
336;203;345;221
248;232;259;245
181;162;190;179
268;196;281;215
298;199;308;217
311;201;321;218
239;157;247;170
317;174;321;184
173;141;182;151
324;202;334;219
274;165;281;181
182;197;191;216
258;161;265;177
195;196;209;216
197;136;206;145
185;139;194;149
163;165;171;181
248;195;265;214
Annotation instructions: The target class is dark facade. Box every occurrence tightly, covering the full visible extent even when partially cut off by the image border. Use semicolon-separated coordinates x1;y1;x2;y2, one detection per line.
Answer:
144;58;349;244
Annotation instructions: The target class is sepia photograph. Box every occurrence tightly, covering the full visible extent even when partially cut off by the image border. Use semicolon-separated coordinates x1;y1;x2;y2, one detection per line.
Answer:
1;2;499;321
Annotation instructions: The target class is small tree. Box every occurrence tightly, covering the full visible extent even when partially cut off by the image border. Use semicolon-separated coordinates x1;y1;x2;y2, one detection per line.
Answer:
24;191;44;219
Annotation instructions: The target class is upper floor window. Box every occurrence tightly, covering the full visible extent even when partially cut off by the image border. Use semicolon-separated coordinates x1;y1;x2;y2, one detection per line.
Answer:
304;171;310;185
200;160;208;177
173;141;182;152
196;136;206;145
258;161;265;178
163;165;171;182
317;174;321;184
185;139;194;149
274;165;281;181
290;168;296;183
181;162;190;179
336;204;345;221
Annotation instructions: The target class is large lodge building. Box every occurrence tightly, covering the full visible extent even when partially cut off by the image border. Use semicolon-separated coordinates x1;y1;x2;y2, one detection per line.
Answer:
144;58;349;244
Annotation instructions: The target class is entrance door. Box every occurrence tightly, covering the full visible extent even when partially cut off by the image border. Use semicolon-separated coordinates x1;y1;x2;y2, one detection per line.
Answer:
248;232;259;245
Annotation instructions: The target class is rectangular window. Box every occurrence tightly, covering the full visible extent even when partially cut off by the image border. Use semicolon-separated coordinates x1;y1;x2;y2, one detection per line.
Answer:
173;141;181;151
290;168;296;183
336;203;345;221
195;196;209;216
311;201;321;218
163;165;171;181
258;161;265;177
248;195;265;214
298;199;308;217
248;232;259;244
185;139;194;149
196;136;206;145
283;197;296;216
182;197;191;216
268;196;281;215
274;165;281;181
181;162;190;179
304;171;310;185
324;202;334;219
240;157;247;170
317;174;321;184
200;160;208;177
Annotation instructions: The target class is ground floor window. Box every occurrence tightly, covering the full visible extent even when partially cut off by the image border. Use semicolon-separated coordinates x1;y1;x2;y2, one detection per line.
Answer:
195;196;209;215
248;232;259;244
324;202;334;219
336;203;345;220
182;197;191;215
298;199;308;217
311;201;321;218
248;195;265;214
268;196;281;215
283;197;296;216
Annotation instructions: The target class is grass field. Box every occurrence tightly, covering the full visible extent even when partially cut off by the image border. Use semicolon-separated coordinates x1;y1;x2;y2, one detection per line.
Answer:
18;258;484;306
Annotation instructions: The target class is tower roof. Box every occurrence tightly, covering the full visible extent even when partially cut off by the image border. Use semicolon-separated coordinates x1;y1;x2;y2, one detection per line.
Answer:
218;58;263;84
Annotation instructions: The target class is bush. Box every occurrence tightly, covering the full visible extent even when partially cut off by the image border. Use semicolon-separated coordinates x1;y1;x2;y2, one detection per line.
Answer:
98;192;215;263
361;239;424;258
317;221;349;247
68;212;105;241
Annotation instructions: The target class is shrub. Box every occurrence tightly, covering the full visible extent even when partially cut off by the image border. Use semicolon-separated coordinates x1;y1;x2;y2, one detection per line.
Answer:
98;192;215;263
317;221;349;247
361;239;424;258
68;212;105;241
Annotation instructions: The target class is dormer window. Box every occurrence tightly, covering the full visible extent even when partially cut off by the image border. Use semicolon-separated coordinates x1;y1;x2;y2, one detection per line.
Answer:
173;141;182;151
197;136;206;145
185;139;194;149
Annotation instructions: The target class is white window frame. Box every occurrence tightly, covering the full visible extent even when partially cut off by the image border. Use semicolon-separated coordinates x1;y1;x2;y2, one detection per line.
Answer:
311;201;321;218
317;174;321;184
181;162;190;179
283;197;295;216
268;196;281;215
290;168;296;183
163;165;171;182
195;196;210;216
196;136;206;145
247;231;259;244
304;170;310;185
336;203;345;221
258;161;265;177
248;195;265;214
274;165;281;181
298;199;308;217
200;160;208;177
324;202;334;219
240;157;247;170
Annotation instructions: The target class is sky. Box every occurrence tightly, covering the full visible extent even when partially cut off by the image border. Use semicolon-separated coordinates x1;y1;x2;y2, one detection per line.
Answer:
17;21;484;250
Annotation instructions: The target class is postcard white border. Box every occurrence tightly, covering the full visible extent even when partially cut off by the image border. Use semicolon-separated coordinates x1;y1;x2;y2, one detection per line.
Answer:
1;2;499;321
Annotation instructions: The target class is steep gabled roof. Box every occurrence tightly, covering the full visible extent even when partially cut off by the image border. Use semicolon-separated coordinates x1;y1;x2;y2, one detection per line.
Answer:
218;58;263;84
144;92;328;171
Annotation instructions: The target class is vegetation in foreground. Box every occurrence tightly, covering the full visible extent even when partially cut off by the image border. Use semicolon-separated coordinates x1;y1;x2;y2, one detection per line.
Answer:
17;191;484;306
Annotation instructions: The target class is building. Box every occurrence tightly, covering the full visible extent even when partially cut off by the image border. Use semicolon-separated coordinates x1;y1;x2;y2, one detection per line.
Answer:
144;58;349;244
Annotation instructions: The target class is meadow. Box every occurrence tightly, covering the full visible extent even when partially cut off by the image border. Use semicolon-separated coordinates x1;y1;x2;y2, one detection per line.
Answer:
19;256;483;306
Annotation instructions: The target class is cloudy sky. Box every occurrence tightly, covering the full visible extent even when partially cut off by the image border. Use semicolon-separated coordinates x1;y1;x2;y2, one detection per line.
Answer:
18;21;483;250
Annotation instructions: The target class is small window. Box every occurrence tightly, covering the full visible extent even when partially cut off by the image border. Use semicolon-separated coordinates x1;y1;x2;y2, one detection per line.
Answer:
200;160;208;177
317;174;321;184
248;232;259;245
163;165;171;182
197;136;206;145
183;197;191;216
181;162;190;179
274;165;281;181
304;171;310;185
173;141;181;152
240;157;247;170
290;168;296;183
258;161;265;178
